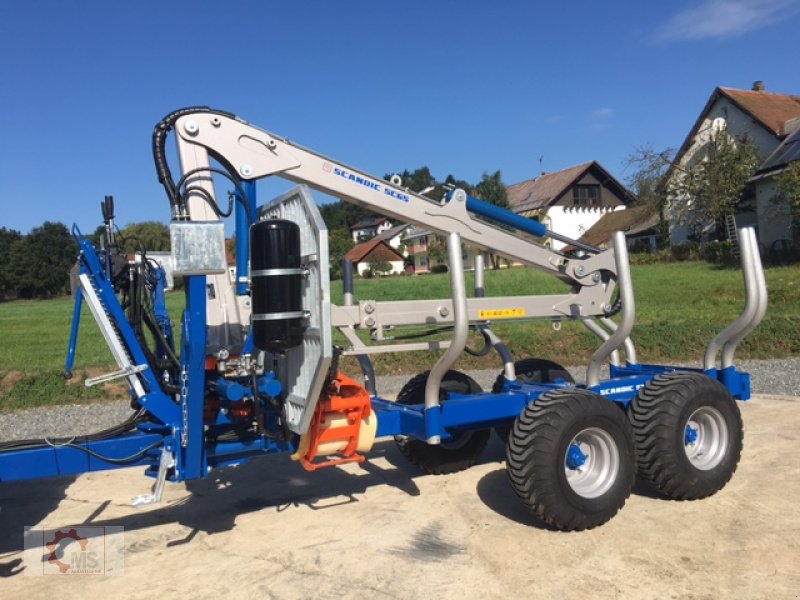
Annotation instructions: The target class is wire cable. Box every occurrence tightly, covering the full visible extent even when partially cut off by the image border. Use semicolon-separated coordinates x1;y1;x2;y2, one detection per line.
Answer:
57;438;164;465
0;409;148;453
175;166;254;223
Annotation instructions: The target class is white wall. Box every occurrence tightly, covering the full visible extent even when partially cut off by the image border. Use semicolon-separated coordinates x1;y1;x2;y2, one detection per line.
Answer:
356;259;404;276
352;220;393;242
547;206;623;250
351;228;367;242
755;179;792;249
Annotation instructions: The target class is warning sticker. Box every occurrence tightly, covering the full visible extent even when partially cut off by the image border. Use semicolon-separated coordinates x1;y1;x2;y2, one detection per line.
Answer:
478;308;526;319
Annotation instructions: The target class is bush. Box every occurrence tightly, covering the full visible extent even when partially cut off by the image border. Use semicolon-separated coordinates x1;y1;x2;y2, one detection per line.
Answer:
430;264;449;274
630;240;754;266
669;242;700;262
700;241;737;266
629;252;660;265
628;239;654;254
367;259;392;277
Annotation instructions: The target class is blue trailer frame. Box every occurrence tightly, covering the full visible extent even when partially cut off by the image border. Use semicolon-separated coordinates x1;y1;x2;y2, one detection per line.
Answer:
0;108;768;530
0;201;759;485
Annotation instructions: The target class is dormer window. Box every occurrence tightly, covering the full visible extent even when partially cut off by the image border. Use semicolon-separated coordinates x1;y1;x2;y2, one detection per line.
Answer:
573;185;601;207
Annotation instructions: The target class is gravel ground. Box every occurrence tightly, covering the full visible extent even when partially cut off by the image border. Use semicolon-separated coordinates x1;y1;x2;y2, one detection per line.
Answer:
0;358;797;443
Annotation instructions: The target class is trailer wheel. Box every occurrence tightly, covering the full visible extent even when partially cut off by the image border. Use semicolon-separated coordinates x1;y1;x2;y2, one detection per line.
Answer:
394;370;490;475
491;359;574;443
506;388;635;531
628;372;743;500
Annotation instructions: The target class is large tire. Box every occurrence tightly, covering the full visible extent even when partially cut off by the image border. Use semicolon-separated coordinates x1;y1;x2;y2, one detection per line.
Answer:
506;388;635;531
492;359;575;443
628;372;743;500
394;370;490;475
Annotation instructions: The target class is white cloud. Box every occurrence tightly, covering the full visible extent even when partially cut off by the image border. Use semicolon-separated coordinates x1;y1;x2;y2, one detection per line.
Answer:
591;107;614;120
656;0;797;41
589;108;614;132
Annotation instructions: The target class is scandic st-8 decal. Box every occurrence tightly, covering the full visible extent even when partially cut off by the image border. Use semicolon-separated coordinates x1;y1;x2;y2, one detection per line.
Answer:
598;384;645;396
324;162;410;202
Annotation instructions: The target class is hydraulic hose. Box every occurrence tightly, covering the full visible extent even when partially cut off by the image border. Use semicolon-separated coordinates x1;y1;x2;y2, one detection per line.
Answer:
152;106;235;214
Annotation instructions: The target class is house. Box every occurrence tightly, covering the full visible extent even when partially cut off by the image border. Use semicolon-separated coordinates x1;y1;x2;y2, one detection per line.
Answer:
667;82;800;249
402;225;483;274
507;161;633;250
349;216;393;243
749;119;800;248
402;226;435;273
344;238;406;276
570;205;661;252
373;223;411;252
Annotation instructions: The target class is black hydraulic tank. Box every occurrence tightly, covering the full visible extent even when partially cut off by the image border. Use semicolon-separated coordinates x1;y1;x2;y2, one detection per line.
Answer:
250;219;305;351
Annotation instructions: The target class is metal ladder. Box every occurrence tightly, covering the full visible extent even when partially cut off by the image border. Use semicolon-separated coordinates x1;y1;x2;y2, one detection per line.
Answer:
726;214;741;258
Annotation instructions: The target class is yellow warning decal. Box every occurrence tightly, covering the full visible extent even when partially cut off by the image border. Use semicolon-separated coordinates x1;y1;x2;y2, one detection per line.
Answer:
478;308;526;319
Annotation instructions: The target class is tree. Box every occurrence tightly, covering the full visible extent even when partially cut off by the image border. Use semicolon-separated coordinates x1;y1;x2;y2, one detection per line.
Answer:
426;234;447;267
366;257;392;277
386;167;475;202
328;228;355;280
319;200;376;232
385;167;479;270
442;173;475;199
625;146;676;248
391;167;439;198
473;170;510;268
118;221;171;252
0;227;22;299
773;161;800;241
89;225;107;248
474;170;509;209
672;131;761;241
8;222;76;299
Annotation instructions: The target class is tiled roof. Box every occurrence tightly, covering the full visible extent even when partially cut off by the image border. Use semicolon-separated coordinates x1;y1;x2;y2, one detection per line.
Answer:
401;225;432;241
574;205;659;248
674;86;800;168
562;206;658;252
344;239;404;263
720;87;800;136
374;223;409;241
757;121;800;176
507;162;594;212
507;161;634;213
349;216;391;231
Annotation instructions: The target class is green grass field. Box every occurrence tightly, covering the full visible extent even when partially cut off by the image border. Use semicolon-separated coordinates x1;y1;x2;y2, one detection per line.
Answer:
1;262;798;411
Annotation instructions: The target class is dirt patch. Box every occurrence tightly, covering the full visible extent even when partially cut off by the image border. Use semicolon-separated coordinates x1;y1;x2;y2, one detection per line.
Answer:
65;367;129;399
0;371;24;397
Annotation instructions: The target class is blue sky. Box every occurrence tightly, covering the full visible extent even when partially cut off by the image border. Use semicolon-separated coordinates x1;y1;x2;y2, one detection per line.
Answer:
1;0;799;234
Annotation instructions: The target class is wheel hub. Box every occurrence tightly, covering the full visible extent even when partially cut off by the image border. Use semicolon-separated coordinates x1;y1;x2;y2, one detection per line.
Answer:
683;406;729;471
684;425;699;445
564;427;620;499
566;444;588;470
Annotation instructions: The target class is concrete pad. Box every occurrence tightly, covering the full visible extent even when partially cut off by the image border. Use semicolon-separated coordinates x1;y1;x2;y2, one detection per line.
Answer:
1;395;798;599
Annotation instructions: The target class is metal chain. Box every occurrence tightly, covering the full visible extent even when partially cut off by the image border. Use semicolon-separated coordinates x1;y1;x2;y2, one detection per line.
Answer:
326;345;343;390
180;364;189;448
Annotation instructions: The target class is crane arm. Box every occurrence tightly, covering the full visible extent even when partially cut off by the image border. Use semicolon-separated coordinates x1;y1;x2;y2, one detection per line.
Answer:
164;110;618;297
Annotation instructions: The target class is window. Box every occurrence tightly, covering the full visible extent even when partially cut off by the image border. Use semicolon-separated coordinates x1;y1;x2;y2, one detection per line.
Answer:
573;185;601;207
